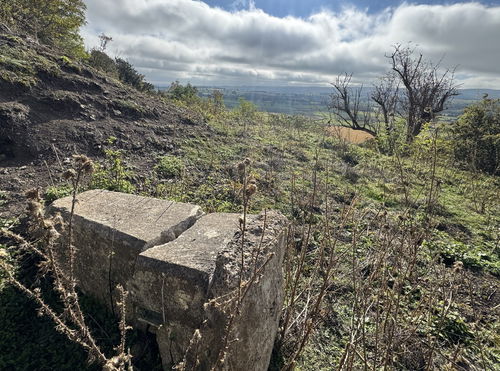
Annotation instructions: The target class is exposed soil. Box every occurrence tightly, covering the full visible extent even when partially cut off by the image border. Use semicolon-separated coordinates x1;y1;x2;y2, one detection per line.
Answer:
0;33;211;217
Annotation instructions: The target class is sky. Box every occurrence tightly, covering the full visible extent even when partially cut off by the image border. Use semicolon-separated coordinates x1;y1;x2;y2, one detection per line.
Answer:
81;0;500;88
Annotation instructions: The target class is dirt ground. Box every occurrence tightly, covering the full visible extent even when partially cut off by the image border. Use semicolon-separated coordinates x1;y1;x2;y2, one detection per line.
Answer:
0;34;211;218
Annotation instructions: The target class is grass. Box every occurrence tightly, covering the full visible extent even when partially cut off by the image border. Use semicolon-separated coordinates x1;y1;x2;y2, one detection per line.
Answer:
154;155;184;179
0;36;60;87
169;106;499;369
1;93;498;369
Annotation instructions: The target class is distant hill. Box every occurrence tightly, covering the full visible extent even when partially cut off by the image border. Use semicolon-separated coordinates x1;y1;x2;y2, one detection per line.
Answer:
193;86;500;118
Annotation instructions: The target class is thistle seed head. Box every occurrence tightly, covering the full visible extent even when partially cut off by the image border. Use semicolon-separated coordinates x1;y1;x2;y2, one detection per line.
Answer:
62;169;77;180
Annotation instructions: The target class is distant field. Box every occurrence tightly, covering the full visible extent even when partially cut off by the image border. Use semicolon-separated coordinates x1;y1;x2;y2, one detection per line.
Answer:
326;126;374;144
193;86;500;118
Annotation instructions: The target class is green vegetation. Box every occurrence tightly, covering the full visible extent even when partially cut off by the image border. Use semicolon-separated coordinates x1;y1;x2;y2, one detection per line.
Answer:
154;155;184;179
0;0;87;58
43;184;73;203
154;89;499;369
0;4;498;366
114;58;154;93
91;149;135;193
452;97;500;175
165;81;199;103
0;67;498;368
87;51;155;93
88;49;118;76
0;37;60;86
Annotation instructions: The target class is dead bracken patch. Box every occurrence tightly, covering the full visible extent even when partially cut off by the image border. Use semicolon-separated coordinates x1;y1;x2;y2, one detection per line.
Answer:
326;126;374;144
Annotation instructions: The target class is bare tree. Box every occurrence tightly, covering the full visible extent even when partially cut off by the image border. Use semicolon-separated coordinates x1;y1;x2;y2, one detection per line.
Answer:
329;73;377;137
98;33;113;52
389;44;459;142
371;72;399;135
329;45;459;143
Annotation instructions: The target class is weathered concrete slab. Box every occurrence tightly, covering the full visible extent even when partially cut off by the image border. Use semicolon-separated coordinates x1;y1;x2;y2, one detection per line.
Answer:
50;189;203;305
131;213;248;366
52;189;203;249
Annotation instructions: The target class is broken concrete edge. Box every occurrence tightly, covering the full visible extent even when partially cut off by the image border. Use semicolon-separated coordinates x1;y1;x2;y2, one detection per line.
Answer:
142;206;203;251
208;210;289;298
129;214;246;342
181;210;289;370
138;213;257;294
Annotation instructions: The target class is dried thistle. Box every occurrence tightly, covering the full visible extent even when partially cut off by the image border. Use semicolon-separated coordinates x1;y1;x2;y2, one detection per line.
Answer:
0;154;131;370
81;160;94;174
245;183;257;198
72;154;91;164
25;188;40;200
452;260;463;273
62;169;77;180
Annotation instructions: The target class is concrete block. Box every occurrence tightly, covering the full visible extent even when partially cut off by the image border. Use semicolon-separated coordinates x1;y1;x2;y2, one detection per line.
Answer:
50;189;203;305
132;213;245;366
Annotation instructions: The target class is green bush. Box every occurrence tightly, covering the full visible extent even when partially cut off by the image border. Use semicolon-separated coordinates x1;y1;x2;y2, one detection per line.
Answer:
115;58;154;92
452;98;500;175
0;0;87;58
424;232;500;276
154;156;184;179
166;81;199;103
91;149;135;193
431;312;474;345
87;49;118;76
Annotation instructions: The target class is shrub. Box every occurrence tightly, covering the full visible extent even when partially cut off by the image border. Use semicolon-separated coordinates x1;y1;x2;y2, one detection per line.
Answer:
452;98;500;175
154;155;184;179
44;184;72;203
0;0;87;58
115;58;154;93
87;49;118;76
166;81;199;103
91;149;135;193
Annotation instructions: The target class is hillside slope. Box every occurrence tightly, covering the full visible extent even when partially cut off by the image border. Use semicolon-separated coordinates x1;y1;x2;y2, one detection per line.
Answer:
0;32;210;216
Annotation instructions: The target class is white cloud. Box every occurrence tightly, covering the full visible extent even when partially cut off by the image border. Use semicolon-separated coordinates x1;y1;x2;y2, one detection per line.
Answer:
82;0;500;88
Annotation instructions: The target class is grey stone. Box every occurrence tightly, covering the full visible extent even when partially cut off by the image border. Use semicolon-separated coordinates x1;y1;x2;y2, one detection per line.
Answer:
48;190;288;371
182;210;288;371
50;190;203;304
132;213;245;367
